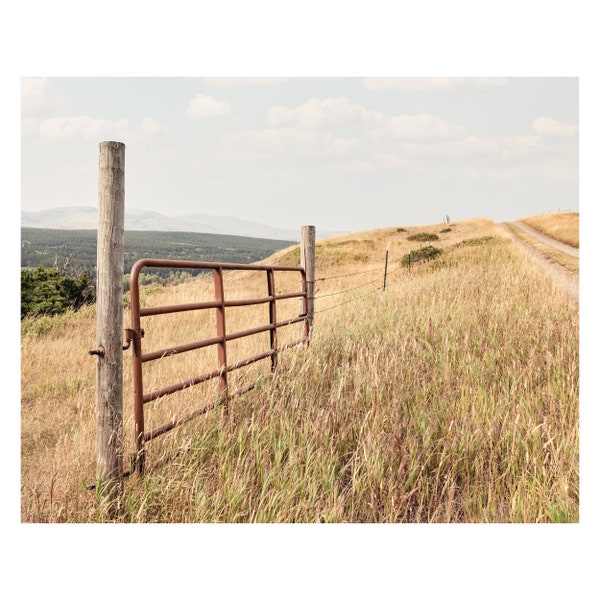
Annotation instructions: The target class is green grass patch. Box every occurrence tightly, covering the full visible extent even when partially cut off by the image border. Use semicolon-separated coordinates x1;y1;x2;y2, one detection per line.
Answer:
455;236;495;247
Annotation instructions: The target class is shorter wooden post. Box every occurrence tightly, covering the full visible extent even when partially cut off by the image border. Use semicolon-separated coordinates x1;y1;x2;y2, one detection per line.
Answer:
301;226;316;339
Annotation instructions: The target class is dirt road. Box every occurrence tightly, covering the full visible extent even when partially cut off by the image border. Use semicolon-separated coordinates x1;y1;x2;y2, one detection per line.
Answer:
497;222;579;304
510;221;579;258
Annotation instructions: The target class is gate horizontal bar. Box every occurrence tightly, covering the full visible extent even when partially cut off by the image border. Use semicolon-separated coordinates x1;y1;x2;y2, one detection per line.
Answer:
143;380;259;443
142;335;224;363
143;336;305;404
141;314;307;364
143;349;275;403
139;291;306;317
131;257;305;274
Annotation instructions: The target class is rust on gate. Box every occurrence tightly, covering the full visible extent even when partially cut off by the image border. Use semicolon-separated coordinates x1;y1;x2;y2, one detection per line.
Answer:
128;258;309;475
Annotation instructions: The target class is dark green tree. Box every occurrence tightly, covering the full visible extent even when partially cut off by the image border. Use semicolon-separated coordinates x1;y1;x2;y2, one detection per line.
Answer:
21;266;95;319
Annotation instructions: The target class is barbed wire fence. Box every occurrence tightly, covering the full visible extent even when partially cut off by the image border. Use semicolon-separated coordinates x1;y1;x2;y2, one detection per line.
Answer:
310;250;410;316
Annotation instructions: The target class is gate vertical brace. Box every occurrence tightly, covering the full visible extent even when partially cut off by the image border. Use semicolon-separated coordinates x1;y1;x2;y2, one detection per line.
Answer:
267;268;278;371
129;262;145;476
214;267;229;411
301;225;316;341
95;141;125;515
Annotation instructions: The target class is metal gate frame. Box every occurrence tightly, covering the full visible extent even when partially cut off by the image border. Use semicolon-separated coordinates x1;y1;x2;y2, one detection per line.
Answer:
127;258;309;475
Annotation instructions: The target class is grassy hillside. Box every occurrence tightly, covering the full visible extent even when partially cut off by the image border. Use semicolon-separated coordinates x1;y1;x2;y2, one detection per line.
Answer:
21;216;579;523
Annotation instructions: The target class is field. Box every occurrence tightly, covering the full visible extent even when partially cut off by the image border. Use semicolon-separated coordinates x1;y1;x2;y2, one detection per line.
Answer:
20;215;579;523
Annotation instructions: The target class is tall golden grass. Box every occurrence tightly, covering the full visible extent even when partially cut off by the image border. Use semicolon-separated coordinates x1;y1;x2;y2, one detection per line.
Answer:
21;217;579;522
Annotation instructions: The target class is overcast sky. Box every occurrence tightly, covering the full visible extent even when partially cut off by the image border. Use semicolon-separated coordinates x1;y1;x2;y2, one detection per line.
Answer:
21;76;578;232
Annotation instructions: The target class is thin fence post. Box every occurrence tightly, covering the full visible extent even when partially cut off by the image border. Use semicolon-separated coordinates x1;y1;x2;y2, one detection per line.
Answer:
94;141;125;514
383;245;389;291
301;225;316;340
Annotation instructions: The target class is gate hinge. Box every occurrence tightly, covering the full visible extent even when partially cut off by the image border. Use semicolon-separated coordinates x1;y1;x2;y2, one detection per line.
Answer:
88;345;105;357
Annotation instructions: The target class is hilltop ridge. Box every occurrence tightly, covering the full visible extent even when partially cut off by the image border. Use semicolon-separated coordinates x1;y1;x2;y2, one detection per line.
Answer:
21;206;344;241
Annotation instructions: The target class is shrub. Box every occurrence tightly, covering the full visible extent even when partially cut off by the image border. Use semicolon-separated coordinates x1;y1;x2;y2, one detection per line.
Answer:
401;245;442;266
407;232;439;242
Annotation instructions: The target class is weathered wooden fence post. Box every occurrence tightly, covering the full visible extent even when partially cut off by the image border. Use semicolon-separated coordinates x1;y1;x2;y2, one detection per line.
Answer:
301;225;316;339
94;141;125;514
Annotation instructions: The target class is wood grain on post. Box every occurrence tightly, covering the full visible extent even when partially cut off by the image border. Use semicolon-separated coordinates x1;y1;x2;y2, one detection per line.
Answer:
300;225;316;339
95;141;125;511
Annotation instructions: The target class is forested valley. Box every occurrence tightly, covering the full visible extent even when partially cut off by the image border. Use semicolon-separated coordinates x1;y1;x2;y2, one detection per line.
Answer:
21;228;294;318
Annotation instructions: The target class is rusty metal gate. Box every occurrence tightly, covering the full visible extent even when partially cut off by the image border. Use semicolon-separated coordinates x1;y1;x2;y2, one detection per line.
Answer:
127;258;309;474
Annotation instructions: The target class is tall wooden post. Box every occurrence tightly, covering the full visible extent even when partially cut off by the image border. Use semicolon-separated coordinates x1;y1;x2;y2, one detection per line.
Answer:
95;141;125;513
301;225;316;339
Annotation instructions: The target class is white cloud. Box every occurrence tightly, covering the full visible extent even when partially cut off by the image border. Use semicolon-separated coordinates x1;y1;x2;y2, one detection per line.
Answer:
202;77;288;87
393;135;499;159
374;113;466;140
38;116;130;141
21;77;58;113
531;117;578;137
329;158;377;176
436;135;499;157
223;127;358;157
22;78;46;105
362;77;507;92
138;116;169;139
186;94;231;118
22;117;39;136
225;128;314;152
461;156;577;184
267;97;385;129
328;137;359;154
36;115;167;142
500;135;542;157
372;153;413;170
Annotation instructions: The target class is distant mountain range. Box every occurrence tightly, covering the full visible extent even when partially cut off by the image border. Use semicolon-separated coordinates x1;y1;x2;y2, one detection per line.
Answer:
21;206;343;241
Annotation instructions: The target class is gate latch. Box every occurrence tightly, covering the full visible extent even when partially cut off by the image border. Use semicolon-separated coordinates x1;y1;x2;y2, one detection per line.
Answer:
88;329;143;357
122;328;144;351
122;329;135;351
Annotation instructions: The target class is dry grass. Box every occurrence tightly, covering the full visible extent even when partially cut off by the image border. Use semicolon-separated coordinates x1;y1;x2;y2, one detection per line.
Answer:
519;212;579;248
21;217;579;523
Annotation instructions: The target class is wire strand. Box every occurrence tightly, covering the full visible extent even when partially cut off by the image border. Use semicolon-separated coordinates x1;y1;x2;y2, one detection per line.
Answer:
314;275;383;300
314;286;382;314
316;264;384;282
